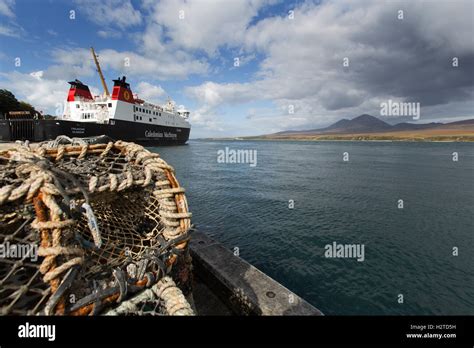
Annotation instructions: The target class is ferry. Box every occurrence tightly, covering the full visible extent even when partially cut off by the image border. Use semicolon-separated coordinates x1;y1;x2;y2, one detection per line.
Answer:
0;47;191;145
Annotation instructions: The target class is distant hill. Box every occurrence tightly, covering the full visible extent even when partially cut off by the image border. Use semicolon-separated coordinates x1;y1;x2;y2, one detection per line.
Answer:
272;114;474;136
246;114;474;142
316;114;392;133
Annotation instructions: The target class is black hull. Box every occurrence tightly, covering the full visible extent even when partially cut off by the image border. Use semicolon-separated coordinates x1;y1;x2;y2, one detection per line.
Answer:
0;119;190;146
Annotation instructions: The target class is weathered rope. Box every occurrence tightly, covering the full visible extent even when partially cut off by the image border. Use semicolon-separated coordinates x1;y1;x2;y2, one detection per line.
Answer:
104;276;194;316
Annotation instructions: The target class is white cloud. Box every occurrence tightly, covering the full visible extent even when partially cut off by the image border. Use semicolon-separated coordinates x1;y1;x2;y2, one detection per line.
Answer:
74;0;142;29
147;0;270;55
98;48;208;79
0;24;19;37
65;0;211;79
0;71;68;115
97;30;122;39
185;81;257;106
0;0;15;18
0;0;24;39
42;48;96;80
188;104;226;134
42;45;208;81
134;81;166;104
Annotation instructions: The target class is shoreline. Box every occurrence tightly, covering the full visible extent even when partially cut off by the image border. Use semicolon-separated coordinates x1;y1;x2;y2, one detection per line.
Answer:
195;137;474;143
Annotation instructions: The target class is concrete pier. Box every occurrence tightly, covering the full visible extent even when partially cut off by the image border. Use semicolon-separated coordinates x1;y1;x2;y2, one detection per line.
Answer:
190;231;323;315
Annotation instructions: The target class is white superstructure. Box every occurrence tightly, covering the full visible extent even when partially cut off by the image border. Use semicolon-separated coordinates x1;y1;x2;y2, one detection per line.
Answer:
63;88;190;129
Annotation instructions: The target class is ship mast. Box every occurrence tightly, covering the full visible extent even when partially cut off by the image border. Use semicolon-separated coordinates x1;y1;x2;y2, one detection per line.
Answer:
90;47;110;96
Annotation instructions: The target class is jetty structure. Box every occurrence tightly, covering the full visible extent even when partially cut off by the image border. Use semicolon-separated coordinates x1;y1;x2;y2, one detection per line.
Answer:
0;47;191;145
0;137;321;315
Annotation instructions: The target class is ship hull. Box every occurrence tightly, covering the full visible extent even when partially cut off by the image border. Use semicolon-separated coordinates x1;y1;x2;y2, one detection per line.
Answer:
0;119;190;146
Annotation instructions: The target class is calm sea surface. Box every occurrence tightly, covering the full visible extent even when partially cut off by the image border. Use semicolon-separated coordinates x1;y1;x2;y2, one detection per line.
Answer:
150;140;474;315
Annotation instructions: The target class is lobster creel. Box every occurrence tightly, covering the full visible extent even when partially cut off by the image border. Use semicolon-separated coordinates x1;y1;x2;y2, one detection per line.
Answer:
0;138;194;315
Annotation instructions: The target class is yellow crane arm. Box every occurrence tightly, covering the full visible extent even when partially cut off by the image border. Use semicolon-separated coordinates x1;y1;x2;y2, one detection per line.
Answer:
90;47;110;96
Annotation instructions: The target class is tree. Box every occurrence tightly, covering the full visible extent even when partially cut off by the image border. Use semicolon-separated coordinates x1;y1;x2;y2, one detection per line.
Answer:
19;101;36;113
0;89;20;113
0;89;39;116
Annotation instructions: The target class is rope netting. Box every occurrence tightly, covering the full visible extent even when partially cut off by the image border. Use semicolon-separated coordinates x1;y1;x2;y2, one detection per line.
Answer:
0;137;194;315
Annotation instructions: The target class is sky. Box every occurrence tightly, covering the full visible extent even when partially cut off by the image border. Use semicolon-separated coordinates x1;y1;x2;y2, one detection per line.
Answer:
0;0;473;138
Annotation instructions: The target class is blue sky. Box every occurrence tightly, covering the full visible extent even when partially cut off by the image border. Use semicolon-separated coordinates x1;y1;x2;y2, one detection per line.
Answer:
1;0;473;138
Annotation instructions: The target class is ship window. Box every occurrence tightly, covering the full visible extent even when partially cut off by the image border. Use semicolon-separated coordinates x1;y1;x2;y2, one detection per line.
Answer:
108;103;112;107
149;118;152;122
76;104;80;108
159;113;161;116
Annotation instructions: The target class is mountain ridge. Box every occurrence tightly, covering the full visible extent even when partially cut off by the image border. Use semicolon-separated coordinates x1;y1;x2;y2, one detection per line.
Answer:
273;115;474;136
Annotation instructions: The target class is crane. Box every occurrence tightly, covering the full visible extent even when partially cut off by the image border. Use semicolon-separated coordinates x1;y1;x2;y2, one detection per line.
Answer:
90;47;110;97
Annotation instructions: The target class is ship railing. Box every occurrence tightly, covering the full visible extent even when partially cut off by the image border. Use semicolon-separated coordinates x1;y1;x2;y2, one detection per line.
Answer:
140;101;164;112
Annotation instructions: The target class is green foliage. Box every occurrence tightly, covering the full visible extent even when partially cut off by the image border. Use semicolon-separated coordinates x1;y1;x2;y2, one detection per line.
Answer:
0;89;38;115
0;89;20;113
18;101;36;113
